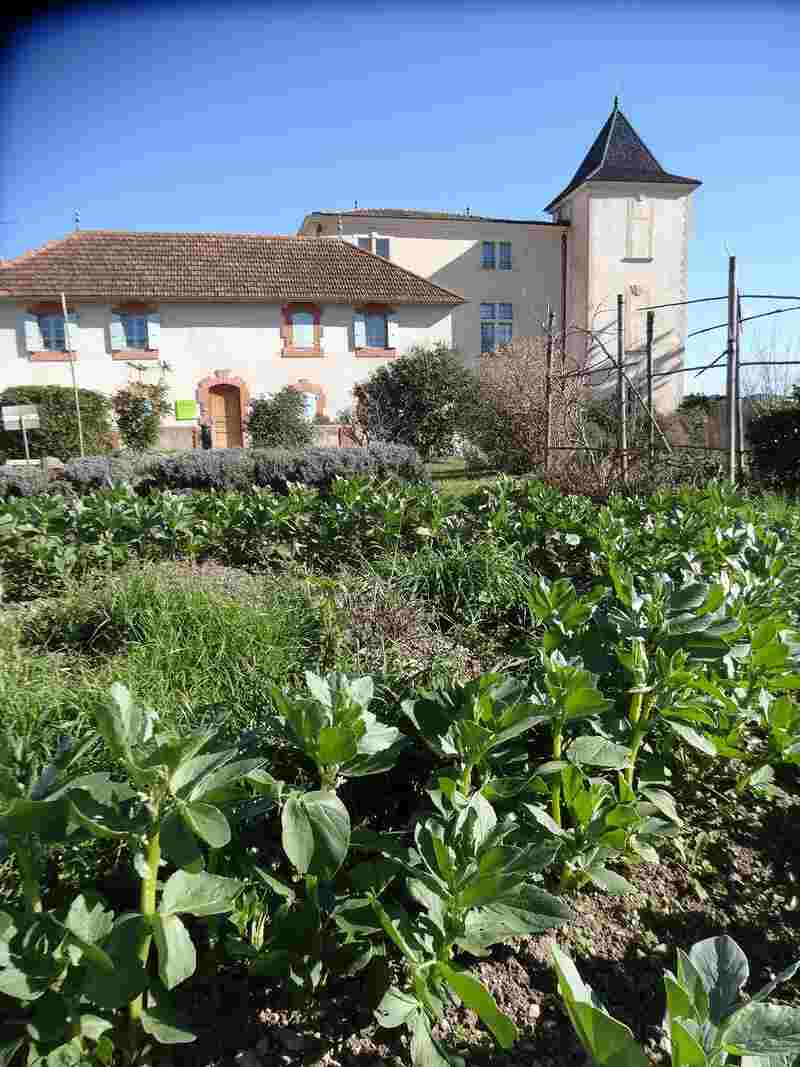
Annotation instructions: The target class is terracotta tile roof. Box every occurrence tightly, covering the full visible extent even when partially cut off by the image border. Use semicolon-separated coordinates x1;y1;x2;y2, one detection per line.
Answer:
545;99;701;212
305;208;565;226
0;230;466;305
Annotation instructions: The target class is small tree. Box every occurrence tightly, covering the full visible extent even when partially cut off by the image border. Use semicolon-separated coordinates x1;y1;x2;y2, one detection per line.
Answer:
463;336;581;472
0;384;113;460
111;363;171;452
351;342;476;460
246;387;315;449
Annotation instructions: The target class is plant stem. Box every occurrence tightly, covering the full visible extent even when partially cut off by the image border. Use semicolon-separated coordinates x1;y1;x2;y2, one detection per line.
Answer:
462;764;472;796
129;829;161;1027
551;728;563;828
15;840;42;914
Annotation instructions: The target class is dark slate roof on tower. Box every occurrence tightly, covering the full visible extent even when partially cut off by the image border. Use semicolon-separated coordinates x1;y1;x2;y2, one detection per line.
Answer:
544;99;701;212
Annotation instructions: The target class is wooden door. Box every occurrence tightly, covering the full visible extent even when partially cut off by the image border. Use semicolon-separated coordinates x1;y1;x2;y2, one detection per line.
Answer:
209;385;243;448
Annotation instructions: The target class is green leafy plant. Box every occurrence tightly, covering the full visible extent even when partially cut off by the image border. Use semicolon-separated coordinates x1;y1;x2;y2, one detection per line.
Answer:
246;388;315;449
553;934;800;1066
111;368;171;453
0;384;113;461
372;785;574;1066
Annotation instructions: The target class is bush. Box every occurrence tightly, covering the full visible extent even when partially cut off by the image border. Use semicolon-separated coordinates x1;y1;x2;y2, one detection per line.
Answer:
247;388;315;449
0;385;113;460
0;466;48;498
140;444;424;494
62;453;148;490
748;390;800;488
463;337;582;473
111;373;171;451
351;342;476;460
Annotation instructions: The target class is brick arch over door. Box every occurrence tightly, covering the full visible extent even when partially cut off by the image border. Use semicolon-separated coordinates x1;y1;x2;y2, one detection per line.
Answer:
196;370;250;428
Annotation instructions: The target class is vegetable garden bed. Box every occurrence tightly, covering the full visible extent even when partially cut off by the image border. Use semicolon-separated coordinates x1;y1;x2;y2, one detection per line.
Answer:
1;476;799;1067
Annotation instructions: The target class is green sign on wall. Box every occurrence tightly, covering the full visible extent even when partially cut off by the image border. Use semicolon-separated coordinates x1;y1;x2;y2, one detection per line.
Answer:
175;400;198;420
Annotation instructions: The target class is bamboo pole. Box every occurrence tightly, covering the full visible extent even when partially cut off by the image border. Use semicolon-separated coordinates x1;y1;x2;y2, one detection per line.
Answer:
646;310;655;465
617;293;627;483
736;292;744;478
725;258;736;482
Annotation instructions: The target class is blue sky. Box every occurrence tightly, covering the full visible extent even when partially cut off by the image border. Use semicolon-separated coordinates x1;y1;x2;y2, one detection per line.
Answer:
3;0;800;393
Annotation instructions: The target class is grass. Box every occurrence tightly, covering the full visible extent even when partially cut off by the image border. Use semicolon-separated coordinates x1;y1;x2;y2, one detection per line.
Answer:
426;457;500;499
8;563;321;742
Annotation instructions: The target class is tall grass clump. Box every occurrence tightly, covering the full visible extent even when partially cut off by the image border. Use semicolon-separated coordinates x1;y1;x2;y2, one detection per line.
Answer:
21;565;319;737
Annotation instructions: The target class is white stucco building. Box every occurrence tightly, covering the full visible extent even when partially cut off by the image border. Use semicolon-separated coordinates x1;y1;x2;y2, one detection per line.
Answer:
0;100;700;448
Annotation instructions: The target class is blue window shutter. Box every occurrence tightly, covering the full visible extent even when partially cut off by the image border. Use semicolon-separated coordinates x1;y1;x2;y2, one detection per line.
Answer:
387;312;399;349
146;312;161;350
353;311;367;349
110;313;125;351
22;312;43;352
66;312;80;351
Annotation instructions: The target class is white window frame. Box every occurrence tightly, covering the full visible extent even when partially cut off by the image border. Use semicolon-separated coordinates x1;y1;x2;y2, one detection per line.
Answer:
39;313;66;351
480;302;513;352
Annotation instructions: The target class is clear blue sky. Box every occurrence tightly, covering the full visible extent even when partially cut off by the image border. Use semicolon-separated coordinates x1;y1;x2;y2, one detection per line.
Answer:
3;0;800;393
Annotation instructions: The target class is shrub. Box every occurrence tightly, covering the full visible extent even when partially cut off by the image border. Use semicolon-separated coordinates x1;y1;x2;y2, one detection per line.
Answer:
62;453;147;490
111;371;171;451
247;387;315;449
351;342;476;460
0;385;113;460
0;466;48;498
747;389;800;488
463;337;582;473
141;444;424;494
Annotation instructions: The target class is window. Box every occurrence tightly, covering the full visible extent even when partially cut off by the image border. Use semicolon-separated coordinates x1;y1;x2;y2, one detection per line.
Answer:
282;304;321;354
480;302;513;352
481;241;496;269
357;236;391;259
499;242;512;270
626;195;653;260
481;241;512;270
39;314;66;351
292;310;315;348
366;311;388;348
120;313;147;350
301;392;317;420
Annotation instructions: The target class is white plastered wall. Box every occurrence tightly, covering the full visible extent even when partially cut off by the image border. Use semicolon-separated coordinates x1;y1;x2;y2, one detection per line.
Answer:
0;300;453;432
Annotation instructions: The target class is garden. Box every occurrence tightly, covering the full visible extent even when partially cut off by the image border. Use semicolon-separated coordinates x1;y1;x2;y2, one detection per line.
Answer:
1;354;800;1067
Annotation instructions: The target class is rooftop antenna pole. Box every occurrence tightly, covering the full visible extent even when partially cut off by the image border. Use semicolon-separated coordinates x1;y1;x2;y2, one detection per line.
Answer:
74;209;80;231
61;291;85;456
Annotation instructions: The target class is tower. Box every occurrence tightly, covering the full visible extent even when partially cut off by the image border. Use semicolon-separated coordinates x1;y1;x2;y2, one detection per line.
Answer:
545;99;701;411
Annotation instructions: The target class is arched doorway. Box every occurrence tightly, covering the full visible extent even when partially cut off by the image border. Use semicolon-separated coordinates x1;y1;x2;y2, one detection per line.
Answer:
209;384;243;448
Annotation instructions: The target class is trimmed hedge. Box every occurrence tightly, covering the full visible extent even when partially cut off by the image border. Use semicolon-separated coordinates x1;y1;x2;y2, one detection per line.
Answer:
0;385;113;461
62;453;143;490
0;467;49;498
748;401;800;488
140;444;425;493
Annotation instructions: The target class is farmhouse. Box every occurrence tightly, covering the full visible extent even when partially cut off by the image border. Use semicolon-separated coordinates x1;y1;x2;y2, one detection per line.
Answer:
0;100;700;447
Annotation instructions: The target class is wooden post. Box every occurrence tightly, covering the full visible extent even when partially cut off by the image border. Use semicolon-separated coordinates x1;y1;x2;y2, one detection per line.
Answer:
544;304;554;473
725;257;737;482
736;292;744;477
617;293;628;483
646;310;655;466
20;415;31;463
61;292;85;457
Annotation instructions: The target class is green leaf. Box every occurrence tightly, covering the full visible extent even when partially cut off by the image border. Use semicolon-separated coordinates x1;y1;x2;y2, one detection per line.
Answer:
565;686;612;719
95;684;155;764
159;870;241;917
724;1004;800;1055
81;915;149;1010
160;808;204;872
0;797;70;841
0;1037;24;1067
188;757;265;801
302;790;351;879
281;793;314;873
140;996;197;1045
464;885;574;948
670;1017;710;1065
689;935;749;1025
152;913;197;990
64;894;114;945
410;1010;452;1067
666;720;718;757
78;1014;113;1041
318;725;358;767
305;671;332;708
587;867;635;895
640;787;681;824
375;986;419;1029
169;750;233;798
440;964;518;1048
179;801;231;849
568;736;632;769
